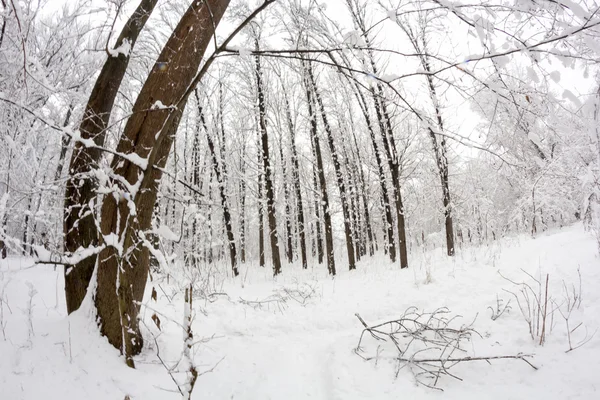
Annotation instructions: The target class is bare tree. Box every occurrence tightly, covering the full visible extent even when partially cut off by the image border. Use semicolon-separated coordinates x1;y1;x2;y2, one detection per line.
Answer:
302;58;335;275
64;0;159;314
254;37;282;275
306;61;357;271
194;88;239;276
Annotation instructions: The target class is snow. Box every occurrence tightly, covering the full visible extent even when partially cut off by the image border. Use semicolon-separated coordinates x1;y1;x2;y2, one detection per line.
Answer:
562;89;583;108
122;152;149;170
155;225;179;241
527;66;540;83
230;46;252;57
386;9;397;23
1;224;600;399
342;30;367;47
108;39;132;58
380;74;400;83
151;100;170;110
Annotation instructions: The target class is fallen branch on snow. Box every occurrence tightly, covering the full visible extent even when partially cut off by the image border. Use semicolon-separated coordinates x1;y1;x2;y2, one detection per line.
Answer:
354;307;537;391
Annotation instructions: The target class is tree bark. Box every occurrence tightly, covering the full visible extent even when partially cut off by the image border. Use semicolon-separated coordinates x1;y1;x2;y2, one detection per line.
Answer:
402;23;455;257
278;138;294;264
257;130;265;267
239;153;247;263
303;62;335;275
347;109;375;256
349;80;395;261
94;0;231;367
254;40;282;275
371;86;409;268
421;56;455;256
54;104;74;182
194;89;238;276
63;0;159;314
306;63;356;270
283;90;308;268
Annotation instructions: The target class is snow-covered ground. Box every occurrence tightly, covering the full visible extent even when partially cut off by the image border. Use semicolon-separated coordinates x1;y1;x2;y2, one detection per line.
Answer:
1;224;599;399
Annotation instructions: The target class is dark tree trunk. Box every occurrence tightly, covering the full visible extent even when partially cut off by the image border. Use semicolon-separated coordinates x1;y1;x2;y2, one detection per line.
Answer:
283;91;308;268
278;140;294;264
306;63;356;271
187;119;203;269
194;90;238;276
94;0;231;367
340;0;396;262
206;172;214;264
54;104;74;182
311;162;324;264
257;130;265;268
254;40;282;276
421;59;455;256
350;83;395;261
340;135;363;260
371;86;409;269
63;0;159;314
303;63;335;275
347;113;375;256
239;155;247;263
402;26;455;257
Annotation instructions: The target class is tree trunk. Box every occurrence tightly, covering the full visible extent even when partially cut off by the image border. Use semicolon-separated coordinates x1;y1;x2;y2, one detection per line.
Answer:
278;139;294;264
371;86;409;269
188;117;203;269
194;90;238;276
53;104;74;182
254;40;282;276
350;82;395;261
306;64;357;270
94;0;231;367
239;154;247;263
283;90;308;268
341;0;396;262
311;161;324;264
64;0;159;314
257;129;265;267
403;26;455;257
303;63;335;275
421;56;455;256
347;110;375;256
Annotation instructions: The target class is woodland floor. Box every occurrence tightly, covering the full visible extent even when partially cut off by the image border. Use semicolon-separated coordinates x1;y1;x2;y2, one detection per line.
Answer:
1;223;600;399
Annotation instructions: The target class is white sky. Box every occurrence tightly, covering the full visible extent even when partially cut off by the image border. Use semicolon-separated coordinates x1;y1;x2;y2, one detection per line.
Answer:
38;0;597;153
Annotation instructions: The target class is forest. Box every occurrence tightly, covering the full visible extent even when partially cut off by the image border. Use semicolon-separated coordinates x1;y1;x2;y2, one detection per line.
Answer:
1;0;600;399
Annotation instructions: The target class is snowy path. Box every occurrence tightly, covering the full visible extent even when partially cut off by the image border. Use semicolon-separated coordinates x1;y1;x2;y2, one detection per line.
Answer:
1;224;600;399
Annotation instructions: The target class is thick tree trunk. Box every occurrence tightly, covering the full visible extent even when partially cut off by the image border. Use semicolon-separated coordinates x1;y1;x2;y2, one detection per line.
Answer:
94;0;231;367
306;63;356;271
254;41;282;275
63;0;159;314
